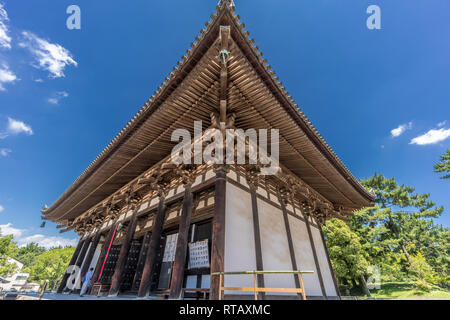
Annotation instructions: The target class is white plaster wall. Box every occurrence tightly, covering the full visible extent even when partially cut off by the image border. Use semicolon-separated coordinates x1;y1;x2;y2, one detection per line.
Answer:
287;215;323;296
224;182;256;293
310;225;337;297
257;199;296;295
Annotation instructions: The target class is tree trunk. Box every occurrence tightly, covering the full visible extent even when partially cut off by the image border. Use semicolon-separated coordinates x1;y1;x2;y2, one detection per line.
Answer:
360;275;371;297
389;217;411;264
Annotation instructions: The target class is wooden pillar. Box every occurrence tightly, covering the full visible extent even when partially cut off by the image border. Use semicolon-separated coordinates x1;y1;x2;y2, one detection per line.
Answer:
109;211;139;296
79;231;102;283
71;236;91;293
137;196;167;298
89;221;118;289
279;190;301;298
210;168;226;300
247;172;265;299
57;238;85;293
169;183;194;299
131;231;152;291
304;213;327;298
75;238;90;268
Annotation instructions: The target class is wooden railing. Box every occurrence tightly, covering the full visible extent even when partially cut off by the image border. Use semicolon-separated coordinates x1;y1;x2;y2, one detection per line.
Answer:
211;270;314;300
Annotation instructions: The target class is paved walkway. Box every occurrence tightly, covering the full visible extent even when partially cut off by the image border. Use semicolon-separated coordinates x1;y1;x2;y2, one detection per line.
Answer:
19;293;160;300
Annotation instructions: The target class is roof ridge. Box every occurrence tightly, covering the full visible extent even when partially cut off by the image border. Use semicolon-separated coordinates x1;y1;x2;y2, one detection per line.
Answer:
44;3;373;218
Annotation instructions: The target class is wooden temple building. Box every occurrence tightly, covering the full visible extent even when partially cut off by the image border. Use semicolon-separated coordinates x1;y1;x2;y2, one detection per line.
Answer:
42;0;373;300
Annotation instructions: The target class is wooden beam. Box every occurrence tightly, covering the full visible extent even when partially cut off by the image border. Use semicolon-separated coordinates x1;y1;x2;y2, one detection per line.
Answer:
210;169;226;300
219;25;230;123
169;184;194;299
137;197;167;298
109;210;139;296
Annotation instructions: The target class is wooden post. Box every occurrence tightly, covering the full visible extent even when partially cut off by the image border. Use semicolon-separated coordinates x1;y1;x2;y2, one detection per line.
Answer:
253;273;258;300
218;273;223;300
249;185;265;299
109;210;139;296
210;168;226;300
79;231;102;285
57;238;84;293
169;184;194;299
304;214;327;298
71;237;90;293
279;189;301;298
75;238;90;268
89;221;118;290
298;273;306;300
137;196;167;298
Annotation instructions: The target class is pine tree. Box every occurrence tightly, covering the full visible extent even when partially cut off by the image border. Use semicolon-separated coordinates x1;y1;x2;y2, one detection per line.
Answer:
434;149;450;179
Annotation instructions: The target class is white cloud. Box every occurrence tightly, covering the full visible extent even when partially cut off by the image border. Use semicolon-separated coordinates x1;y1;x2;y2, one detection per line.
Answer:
0;3;11;49
19;31;77;78
410;128;450;145
0;223;24;238
0;64;18;91
391;122;413;138
6;117;33;136
0;148;11;156
47;91;69;105
17;234;77;249
0;223;77;249
0;205;4;212
437;120;447;127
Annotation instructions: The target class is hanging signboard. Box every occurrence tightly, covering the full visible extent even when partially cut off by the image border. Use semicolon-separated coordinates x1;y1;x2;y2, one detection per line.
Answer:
162;233;178;262
188;239;210;269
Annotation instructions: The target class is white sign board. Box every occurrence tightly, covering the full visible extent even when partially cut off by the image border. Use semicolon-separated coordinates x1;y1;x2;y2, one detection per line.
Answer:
162;233;178;262
188;240;210;269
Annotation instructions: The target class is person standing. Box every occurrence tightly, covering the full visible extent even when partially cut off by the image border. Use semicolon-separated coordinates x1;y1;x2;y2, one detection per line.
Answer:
80;268;94;297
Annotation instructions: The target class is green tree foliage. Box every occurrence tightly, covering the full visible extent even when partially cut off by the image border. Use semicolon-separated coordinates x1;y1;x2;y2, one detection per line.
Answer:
24;246;75;289
0;233;19;277
16;243;46;267
1;233;76;288
322;219;371;296
325;173;449;293
434;149;450;179
408;251;437;291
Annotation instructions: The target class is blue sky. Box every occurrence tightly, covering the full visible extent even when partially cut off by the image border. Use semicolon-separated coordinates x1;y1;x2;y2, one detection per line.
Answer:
0;0;449;248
